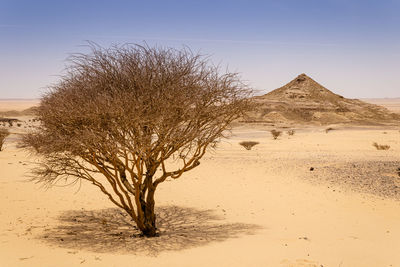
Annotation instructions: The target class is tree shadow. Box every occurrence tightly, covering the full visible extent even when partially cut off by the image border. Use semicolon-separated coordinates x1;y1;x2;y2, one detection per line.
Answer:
38;205;261;255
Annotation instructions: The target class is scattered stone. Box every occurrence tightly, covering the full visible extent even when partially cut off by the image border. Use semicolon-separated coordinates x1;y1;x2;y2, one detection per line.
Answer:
308;161;400;200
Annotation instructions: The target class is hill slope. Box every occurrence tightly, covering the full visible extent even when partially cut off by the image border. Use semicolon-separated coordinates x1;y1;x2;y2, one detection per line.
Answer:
245;74;400;125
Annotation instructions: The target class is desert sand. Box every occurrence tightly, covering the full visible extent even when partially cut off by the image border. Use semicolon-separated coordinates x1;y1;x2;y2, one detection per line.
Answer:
1;100;400;267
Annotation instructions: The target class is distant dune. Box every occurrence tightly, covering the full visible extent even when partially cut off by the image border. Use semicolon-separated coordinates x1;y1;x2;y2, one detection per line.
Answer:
0;99;39;112
362;98;400;113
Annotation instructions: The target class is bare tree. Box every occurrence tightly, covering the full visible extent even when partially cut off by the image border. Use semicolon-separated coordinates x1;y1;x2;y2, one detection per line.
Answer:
270;129;281;140
21;44;253;237
0;129;10;151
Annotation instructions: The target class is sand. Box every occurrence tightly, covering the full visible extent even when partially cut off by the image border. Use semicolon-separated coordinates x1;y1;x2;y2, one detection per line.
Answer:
1;100;400;267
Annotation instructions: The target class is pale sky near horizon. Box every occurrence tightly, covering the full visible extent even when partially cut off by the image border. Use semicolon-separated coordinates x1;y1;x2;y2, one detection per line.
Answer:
1;0;399;99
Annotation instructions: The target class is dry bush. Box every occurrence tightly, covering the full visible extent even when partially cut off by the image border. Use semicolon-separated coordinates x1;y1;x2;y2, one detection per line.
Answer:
287;130;295;136
325;127;334;133
21;43;253;237
372;142;390;150
270;129;282;140
0;129;10;151
239;141;259;150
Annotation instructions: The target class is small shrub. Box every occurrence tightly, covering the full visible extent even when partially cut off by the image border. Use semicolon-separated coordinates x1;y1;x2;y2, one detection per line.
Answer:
0;129;10;151
372;142;390;150
271;129;282;140
287;130;295;136
325;127;334;133
239;141;259;150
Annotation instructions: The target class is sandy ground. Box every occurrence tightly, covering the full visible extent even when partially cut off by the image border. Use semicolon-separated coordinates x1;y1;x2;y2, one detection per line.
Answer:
1;102;400;267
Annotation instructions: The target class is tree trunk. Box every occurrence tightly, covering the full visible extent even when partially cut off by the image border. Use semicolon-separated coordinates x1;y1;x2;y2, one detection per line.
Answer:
138;188;157;237
141;216;157;237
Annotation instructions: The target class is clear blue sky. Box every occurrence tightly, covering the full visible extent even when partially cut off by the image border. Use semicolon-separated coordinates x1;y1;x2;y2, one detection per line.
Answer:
1;0;399;98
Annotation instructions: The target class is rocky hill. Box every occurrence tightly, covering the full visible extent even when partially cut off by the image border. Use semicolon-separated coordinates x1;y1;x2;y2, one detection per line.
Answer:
244;74;400;125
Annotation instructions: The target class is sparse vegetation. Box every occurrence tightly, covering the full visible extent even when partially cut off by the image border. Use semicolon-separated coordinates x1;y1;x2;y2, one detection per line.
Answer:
239;141;259;150
287;130;295;136
373;142;390;150
325;127;334;133
21;43;253;237
0;129;10;151
271;129;282;140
